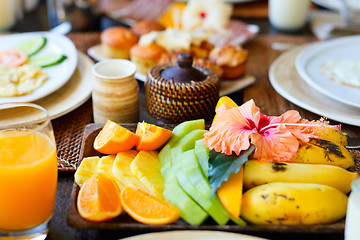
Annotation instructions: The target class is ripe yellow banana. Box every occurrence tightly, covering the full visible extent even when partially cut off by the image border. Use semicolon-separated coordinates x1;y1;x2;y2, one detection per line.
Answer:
241;182;348;225
314;127;348;146
243;160;357;194
290;138;354;169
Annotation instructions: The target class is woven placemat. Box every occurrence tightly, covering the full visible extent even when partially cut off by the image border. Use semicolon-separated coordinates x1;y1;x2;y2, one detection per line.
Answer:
52;32;100;172
53;100;93;172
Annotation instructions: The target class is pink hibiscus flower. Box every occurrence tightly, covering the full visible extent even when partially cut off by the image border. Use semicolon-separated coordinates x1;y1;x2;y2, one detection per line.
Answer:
204;99;328;162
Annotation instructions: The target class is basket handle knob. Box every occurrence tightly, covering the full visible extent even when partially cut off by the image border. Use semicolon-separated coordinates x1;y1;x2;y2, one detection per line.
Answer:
177;53;193;69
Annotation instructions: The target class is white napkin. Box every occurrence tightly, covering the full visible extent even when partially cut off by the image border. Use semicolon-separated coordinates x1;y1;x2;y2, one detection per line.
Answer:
310;10;347;40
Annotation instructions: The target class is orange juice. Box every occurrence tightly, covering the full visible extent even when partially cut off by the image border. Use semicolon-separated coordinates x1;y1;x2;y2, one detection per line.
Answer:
0;130;57;231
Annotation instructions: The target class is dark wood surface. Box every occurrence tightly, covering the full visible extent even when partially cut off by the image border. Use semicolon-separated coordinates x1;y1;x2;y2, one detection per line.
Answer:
10;2;359;240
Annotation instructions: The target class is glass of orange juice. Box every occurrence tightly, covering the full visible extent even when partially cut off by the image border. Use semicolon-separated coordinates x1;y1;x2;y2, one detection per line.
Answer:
0;103;57;239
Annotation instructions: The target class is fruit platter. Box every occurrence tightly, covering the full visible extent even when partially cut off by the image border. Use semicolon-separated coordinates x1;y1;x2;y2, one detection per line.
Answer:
67;96;358;234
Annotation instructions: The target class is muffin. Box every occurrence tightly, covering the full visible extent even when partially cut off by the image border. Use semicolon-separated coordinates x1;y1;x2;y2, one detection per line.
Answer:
101;26;139;59
130;43;166;74
131;20;165;36
209;45;248;80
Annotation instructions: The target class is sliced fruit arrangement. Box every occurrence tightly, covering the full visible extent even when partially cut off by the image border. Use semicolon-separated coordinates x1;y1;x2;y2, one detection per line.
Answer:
159;119;246;226
75;120;176;224
0;34;67;68
206;96;357;226
75;96;357;227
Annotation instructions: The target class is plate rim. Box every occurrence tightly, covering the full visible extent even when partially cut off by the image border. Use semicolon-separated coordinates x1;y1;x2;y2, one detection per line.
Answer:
295;35;360;109
119;230;269;240
34;51;93;120
269;44;360;127
0;31;78;104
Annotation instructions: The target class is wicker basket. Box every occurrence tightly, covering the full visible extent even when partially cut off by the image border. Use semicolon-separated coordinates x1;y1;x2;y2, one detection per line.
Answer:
145;60;219;124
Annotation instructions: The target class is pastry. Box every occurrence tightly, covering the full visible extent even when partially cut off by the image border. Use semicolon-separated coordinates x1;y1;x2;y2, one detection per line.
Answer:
101;26;139;59
130;43;166;74
131;20;165;36
209;45;248;80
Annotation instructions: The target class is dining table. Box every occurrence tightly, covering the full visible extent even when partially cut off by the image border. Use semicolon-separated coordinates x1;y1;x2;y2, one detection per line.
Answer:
9;1;360;239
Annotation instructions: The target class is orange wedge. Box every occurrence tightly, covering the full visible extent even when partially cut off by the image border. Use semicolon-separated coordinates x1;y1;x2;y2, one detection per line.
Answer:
94;120;139;154
77;173;122;222
121;185;179;225
135;122;172;151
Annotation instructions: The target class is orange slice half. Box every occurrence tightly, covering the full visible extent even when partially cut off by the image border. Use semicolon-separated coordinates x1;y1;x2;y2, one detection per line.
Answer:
121;185;179;225
77;173;122;222
94;120;139;154
135;121;172;151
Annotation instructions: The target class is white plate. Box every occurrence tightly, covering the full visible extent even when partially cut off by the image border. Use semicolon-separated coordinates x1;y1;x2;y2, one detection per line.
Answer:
269;45;360;127
34;51;93;119
0;32;78;104
312;0;342;11
176;0;257;3
119;230;268;240
295;35;360;108
88;45;255;96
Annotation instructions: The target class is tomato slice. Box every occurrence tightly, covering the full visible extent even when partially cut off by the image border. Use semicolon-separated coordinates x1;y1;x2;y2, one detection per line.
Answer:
0;49;28;68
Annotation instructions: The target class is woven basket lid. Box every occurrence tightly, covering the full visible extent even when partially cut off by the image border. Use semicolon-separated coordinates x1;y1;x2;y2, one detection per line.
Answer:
161;53;206;83
145;53;219;123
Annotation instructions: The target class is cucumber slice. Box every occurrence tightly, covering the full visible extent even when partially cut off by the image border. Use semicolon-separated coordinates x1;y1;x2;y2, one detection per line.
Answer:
28;54;67;68
194;139;210;177
159;144;208;225
15;35;47;56
178;149;230;225
167;119;205;148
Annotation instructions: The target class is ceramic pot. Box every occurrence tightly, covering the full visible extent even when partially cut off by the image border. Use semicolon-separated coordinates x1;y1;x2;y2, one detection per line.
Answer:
92;59;139;124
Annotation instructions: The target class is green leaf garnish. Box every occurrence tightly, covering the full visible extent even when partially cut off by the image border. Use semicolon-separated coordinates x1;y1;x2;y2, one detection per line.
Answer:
208;145;255;198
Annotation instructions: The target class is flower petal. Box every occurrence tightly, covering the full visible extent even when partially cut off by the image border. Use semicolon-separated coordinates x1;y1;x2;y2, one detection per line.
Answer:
205;99;260;155
251;127;299;162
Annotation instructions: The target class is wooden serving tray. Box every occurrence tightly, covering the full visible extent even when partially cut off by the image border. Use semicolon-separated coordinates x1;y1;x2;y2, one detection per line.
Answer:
67;123;346;234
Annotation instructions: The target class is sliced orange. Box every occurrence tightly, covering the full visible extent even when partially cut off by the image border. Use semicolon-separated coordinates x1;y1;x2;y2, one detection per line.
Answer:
135;122;172;151
121;185;180;225
94;120;139;154
77;173;122;222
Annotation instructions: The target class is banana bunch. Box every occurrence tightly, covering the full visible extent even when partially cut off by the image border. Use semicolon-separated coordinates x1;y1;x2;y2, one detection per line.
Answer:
240;127;357;225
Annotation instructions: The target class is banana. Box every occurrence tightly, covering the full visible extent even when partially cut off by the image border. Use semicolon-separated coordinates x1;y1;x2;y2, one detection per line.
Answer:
314;127;348;146
241;182;348;225
243;160;357;194
290;138;354;169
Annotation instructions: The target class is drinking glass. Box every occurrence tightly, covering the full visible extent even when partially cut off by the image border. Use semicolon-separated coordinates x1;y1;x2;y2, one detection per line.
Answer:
345;176;360;240
0;103;57;240
269;0;310;32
